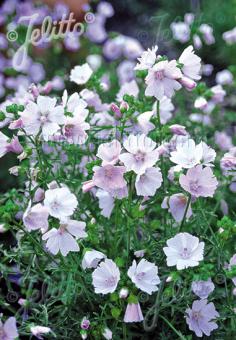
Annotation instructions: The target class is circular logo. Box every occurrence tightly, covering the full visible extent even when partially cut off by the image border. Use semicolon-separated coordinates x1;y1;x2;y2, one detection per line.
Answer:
7;30;18;42
84;12;95;24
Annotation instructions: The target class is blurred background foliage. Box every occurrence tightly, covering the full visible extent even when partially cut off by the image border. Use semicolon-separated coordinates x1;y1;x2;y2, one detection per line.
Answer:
108;0;236;66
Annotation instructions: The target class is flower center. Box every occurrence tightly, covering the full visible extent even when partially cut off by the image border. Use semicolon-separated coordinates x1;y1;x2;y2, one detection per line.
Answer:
105;276;117;287
104;168;114;179
135;151;145;162
181;247;191;259
155;70;164;80
192;311;201;320
189;181;199;193
136;272;146;280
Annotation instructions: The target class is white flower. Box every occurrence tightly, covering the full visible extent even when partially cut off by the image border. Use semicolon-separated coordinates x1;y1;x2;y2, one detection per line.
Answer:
30;326;51;338
179;46;201;80
199;141;216;166
145;60;182;100
170;139;203;168
170;139;216;169
44;187;78;219
82;249;107;269
216;69;233;85
116;80;139;102
70;63;93;85
134;46;158;71
119;134;159;174
95;189;114;218
128;259;160;294
92;259;120;294
62;90;88;116
20;96;65;140
163;232;204;270
97;140;122;165
42;219;87;256
86;54;102;71
135;167;163;196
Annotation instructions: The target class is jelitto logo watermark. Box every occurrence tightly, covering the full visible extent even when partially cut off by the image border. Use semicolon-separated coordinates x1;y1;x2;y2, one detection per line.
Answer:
7;12;95;71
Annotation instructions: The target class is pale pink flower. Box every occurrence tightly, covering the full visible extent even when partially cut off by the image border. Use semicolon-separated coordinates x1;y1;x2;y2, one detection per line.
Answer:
184;13;194;25
119;134;159;174
20;96;65;140
136;111;155;134
6;136;23;154
23;202;49;232
124;302;144;323
82;249;107;269
123;36;143;60
152;97;174;124
179;165;218;197
169;124;187;136
127;259;160;294
211;85;226;103
171;22;190;43
145;60;182;99
97;140;121;165
30;326;51;339
117;60;135;84
92;259;120;294
102;327;113;340
221;147;236;175
0;317;18;340
163;232;204;270
193;34;202;49
179;46;201;80
191;279;215;299
161;193;192;223
93;165;126;192
194;96;207;109
135;167;162;196
216;69;233;85
223;27;236;44
95;189;114;218
0;132;9;158
63;114;90;145
134;45;158;70
199;24;215;45
44;187;78;219
215;131;233;151
229;254;236;286
69;63;93;85
81;317;90;330
116;80;139;102
134;249;146;258
42;219;87;256
186;299;219;337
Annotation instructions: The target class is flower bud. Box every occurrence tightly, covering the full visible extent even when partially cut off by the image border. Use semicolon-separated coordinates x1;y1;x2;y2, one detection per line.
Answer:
179;76;196;90
119;288;129;299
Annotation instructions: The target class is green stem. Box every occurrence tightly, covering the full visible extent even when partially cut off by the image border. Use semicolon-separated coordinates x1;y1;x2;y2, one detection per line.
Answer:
159;315;186;340
179;194;191;231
